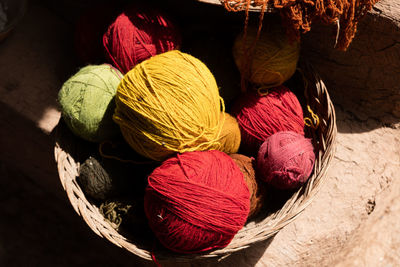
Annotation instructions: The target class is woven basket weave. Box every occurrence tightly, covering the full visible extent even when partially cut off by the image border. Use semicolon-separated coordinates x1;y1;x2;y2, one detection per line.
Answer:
54;61;336;262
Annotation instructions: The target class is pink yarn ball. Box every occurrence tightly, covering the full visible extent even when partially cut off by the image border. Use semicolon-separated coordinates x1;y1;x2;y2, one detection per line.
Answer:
231;85;305;156
257;131;315;190
103;5;181;74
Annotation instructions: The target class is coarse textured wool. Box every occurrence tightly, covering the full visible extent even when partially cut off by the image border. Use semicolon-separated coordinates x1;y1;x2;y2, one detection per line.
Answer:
233;21;300;88
78;157;115;201
58;64;123;142
100;199;133;230
223;0;380;51
103;5;181;74
231;85;304;156
114;50;239;161
230;153;265;219
257;131;315;190
144;150;250;253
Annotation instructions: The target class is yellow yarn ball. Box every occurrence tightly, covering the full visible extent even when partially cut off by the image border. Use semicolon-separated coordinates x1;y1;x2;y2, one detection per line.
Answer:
233;22;300;88
219;112;241;154
113;50;239;161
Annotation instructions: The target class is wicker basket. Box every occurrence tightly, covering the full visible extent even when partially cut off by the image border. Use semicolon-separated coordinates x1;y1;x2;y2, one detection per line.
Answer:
54;61;336;262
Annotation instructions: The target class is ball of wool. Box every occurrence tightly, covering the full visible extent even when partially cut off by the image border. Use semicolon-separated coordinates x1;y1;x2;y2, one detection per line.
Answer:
58;64;123;142
113;50;237;161
257;131;315;190
230;153;265;219
219;112;241;155
144;150;250;253
231;85;304;155
232;22;300;87
74;3;121;64
103;5;181;74
78;157;116;200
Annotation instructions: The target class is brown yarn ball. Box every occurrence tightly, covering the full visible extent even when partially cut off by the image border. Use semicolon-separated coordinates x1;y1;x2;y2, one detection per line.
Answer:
230;153;265;218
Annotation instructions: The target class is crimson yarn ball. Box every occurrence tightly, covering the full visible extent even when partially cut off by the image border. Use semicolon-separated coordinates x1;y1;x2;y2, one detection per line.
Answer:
257;131;315;190
231;85;304;155
103;5;181;74
144;150;250;254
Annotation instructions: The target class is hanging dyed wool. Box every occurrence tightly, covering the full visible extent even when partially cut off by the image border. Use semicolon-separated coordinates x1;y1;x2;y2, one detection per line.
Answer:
222;0;380;51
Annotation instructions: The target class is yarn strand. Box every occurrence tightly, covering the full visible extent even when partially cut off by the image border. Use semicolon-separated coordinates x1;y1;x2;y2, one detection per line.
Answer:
304;105;320;129
238;0;268;92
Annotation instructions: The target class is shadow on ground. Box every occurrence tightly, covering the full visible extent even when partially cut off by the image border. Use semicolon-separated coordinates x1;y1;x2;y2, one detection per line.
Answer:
0;161;154;267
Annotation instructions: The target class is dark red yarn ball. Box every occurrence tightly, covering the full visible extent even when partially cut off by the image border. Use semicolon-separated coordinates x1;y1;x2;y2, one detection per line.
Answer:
144;150;250;254
103;5;181;74
74;3;121;64
231;85;304;156
257;131;315;190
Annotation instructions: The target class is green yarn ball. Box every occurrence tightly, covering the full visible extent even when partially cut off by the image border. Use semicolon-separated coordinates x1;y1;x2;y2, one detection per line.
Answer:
58;64;123;142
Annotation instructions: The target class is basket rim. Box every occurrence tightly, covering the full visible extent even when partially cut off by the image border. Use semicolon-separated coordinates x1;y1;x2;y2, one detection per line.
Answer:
54;61;337;262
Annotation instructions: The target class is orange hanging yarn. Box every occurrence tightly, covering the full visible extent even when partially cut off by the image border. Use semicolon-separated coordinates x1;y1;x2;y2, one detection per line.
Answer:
223;0;380;51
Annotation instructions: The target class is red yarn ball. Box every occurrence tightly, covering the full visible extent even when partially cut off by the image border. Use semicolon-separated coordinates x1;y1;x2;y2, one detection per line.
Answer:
144;150;250;254
257;131;315;190
74;3;121;64
103;5;181;74
231;85;304;155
